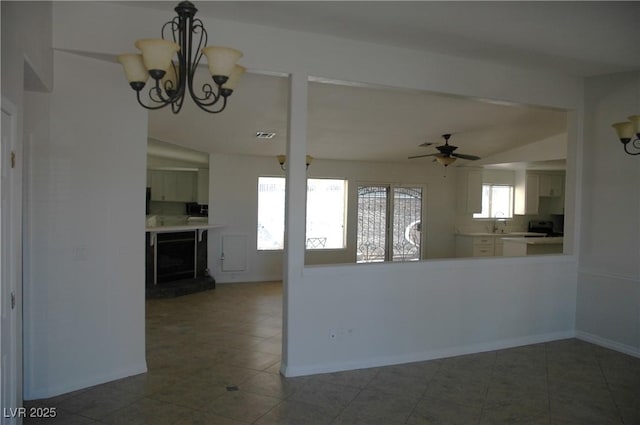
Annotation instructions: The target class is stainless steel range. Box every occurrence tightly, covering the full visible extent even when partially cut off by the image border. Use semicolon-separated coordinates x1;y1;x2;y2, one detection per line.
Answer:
528;220;563;237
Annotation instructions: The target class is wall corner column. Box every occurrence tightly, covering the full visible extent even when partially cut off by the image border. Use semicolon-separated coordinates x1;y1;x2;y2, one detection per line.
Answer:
281;72;308;375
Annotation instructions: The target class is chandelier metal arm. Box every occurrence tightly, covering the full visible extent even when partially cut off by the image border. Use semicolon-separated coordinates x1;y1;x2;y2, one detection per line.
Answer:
172;11;228;113
623;137;640;155
118;1;243;114
135;88;177;111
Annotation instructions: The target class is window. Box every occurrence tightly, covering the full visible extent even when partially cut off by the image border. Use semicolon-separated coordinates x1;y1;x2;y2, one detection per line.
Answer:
473;184;514;219
306;179;347;249
257;177;347;250
257;177;286;250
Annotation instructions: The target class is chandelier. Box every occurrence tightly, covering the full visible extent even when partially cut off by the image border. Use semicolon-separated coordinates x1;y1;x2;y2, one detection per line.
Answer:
612;115;640;155
117;1;245;114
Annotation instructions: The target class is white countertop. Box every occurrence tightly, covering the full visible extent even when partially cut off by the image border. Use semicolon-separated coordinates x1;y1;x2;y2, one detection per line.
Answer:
145;224;225;245
146;224;224;233
457;232;547;237
501;236;564;245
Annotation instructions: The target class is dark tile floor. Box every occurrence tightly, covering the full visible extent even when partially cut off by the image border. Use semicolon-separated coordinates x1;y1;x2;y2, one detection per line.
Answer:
25;281;640;424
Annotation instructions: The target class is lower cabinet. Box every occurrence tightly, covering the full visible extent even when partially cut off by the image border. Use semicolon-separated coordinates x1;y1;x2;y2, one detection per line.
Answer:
455;235;495;257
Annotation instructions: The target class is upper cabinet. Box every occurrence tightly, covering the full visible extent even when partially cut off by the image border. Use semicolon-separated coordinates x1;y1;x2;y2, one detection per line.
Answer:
196;168;209;204
457;167;483;214
514;170;565;215
149;170;197;202
538;173;563;197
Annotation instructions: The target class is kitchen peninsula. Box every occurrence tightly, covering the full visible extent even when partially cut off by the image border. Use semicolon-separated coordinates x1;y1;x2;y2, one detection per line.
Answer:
502;236;564;256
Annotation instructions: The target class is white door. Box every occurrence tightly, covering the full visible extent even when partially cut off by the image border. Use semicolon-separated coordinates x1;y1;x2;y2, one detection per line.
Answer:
1;97;22;424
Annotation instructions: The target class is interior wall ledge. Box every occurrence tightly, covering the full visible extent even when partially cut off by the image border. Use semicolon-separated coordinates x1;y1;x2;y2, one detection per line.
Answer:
577;268;640;283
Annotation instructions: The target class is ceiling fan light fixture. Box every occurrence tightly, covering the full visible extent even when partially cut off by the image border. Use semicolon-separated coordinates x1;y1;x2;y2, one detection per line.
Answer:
436;156;457;167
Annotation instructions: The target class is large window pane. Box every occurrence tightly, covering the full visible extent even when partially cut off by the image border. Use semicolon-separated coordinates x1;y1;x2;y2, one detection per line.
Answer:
257;177;347;250
306;179;346;249
473;184;514;219
257;177;286;250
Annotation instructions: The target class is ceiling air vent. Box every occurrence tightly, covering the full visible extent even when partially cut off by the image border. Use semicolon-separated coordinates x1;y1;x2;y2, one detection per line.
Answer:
256;131;276;139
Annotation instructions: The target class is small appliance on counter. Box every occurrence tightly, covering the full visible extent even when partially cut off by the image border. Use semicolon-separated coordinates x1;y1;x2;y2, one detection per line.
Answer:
185;202;208;217
528;220;563;237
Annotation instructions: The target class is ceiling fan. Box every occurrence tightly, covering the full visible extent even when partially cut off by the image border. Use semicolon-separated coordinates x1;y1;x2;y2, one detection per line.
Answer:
408;134;481;167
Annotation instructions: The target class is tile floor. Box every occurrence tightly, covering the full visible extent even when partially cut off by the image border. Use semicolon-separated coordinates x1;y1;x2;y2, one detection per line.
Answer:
25;281;640;425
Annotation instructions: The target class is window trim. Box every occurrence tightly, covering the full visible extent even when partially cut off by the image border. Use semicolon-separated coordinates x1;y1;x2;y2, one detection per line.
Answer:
257;176;348;251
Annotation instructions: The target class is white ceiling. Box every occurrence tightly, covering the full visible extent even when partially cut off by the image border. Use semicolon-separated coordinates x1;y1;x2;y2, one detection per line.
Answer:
148;72;567;166
142;1;638;167
131;1;640;77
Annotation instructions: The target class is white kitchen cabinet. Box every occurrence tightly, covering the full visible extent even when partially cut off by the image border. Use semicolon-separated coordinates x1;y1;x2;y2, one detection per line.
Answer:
455;235;495;257
149;170;196;202
457;167;482;214
514;171;539;215
196;168;209;204
538;173;563;197
494;237;504;256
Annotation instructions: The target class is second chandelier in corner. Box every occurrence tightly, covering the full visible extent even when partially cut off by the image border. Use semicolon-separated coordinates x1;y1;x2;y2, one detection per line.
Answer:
117;1;245;114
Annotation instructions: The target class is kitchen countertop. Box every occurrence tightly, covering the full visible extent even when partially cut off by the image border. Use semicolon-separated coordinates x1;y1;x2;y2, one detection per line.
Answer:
146;223;224;233
456;232;547;237
146;224;225;245
501;236;564;245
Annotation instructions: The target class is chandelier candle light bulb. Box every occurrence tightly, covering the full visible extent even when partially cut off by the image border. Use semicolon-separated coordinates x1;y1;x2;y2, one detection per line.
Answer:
116;1;245;114
134;39;180;79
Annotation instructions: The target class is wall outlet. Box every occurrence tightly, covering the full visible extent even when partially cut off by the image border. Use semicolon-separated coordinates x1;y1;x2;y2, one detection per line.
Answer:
329;329;338;340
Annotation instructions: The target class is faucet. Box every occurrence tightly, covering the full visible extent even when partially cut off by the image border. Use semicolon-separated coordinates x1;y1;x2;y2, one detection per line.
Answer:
492;219;506;233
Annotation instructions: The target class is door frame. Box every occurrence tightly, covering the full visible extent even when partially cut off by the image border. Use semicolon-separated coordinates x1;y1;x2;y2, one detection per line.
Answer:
1;96;22;424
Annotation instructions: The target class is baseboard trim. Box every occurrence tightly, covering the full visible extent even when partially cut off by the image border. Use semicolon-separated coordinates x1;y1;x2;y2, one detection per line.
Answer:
282;330;575;377
576;331;640;359
25;362;148;401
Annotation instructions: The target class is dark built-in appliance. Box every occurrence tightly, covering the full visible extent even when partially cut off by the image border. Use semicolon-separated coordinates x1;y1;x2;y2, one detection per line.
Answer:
155;232;196;283
185;202;208;216
145;231;209;287
528;220;563;237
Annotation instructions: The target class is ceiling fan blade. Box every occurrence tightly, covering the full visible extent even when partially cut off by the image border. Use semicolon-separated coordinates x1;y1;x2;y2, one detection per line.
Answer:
452;153;481;160
408;153;440;159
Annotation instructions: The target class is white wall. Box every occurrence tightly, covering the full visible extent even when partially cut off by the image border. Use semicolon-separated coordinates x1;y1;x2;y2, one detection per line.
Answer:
288;256;577;376
52;2;582;108
307;158;458;263
576;71;640;356
208;154;458;282
1;2;53;100
48;1;588;387
23;51;148;399
208;154;283;283
1;0;53;408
